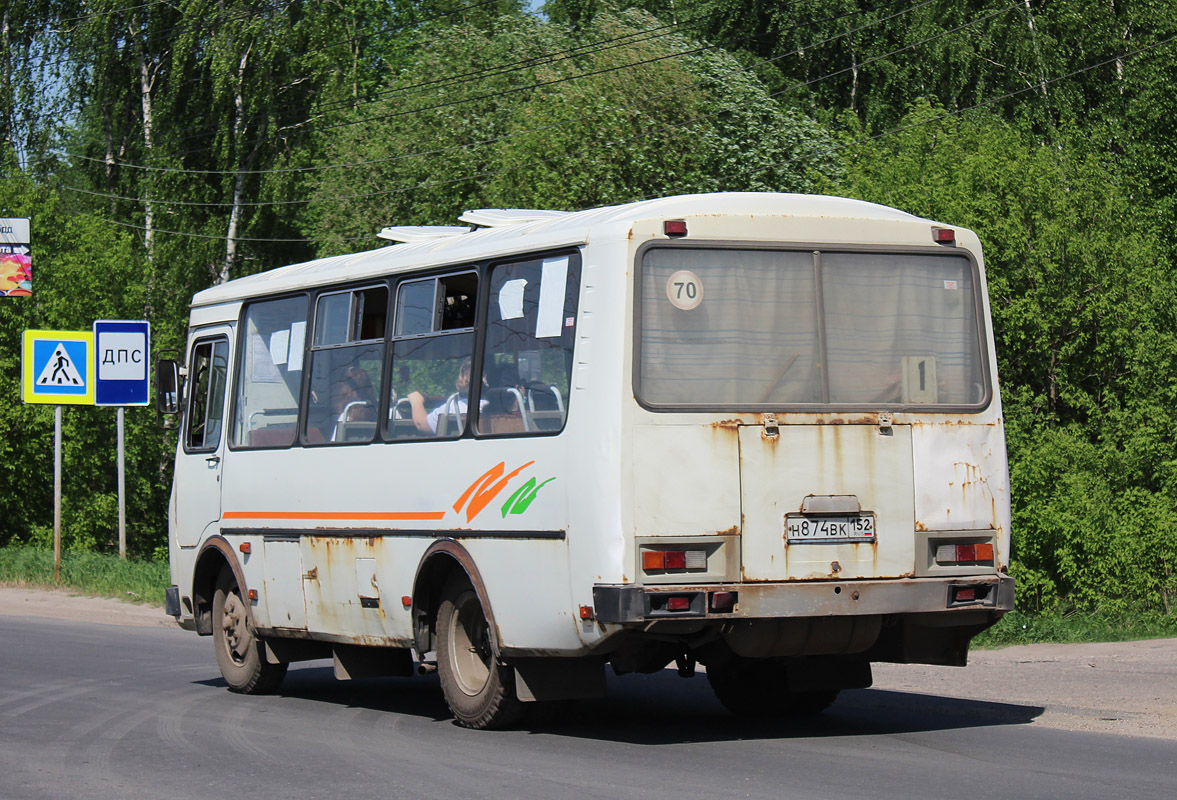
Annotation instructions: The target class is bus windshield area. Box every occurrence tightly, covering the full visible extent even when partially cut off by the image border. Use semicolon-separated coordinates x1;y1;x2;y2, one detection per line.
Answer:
638;247;988;409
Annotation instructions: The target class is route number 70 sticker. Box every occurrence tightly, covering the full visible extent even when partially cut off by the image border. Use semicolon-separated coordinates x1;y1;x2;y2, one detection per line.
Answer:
666;270;703;311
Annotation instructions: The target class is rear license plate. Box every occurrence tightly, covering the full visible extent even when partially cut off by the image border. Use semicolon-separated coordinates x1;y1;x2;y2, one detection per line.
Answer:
785;514;876;543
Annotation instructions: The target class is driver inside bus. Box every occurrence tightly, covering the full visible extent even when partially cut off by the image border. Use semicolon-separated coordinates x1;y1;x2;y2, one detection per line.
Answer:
406;357;487;435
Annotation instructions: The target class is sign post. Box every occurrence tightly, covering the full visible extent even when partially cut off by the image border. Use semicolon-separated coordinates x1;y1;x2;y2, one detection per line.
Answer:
54;406;61;582
22;330;95;580
94;321;151;558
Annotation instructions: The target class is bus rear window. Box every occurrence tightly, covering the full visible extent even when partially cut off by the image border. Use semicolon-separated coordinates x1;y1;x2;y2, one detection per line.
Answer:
638;247;987;409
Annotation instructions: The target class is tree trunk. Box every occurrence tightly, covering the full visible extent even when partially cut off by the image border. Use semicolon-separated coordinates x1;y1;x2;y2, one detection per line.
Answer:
104;103;118;206
1;8;12;149
221;44;253;285
849;36;858;115
135;29;157;269
1023;0;1049;98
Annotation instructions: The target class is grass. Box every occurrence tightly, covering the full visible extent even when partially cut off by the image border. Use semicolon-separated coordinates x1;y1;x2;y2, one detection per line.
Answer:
0;545;169;606
973;607;1177;648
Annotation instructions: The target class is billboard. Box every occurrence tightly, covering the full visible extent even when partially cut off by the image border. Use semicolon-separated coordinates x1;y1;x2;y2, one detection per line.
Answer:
1;217;32;297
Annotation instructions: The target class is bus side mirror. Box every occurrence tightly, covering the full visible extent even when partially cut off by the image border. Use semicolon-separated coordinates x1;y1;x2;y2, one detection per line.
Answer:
157;359;181;417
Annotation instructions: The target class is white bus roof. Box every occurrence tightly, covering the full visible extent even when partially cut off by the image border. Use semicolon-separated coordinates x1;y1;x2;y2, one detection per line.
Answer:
192;192;924;307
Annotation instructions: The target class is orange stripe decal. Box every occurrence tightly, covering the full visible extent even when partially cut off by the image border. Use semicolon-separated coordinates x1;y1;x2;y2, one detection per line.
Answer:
452;461;535;523
222;511;446;521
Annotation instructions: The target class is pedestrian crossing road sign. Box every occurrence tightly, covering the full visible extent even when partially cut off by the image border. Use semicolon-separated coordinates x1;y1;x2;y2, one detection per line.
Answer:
22;330;95;405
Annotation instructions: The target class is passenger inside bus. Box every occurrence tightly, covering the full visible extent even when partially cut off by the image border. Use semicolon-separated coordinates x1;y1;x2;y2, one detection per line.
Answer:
329;366;377;441
406;357;487;435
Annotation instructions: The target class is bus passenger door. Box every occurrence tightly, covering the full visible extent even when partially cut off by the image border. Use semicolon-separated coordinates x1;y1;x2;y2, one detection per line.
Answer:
174;328;232;548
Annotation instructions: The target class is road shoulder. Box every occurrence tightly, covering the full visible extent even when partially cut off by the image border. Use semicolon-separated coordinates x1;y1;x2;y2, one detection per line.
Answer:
0;584;176;628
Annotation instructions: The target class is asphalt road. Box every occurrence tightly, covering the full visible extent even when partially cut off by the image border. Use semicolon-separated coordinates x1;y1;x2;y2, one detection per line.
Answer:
2;613;1176;800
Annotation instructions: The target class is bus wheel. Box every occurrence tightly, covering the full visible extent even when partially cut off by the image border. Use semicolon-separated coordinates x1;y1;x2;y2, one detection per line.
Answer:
212;568;287;694
706;657;837;717
436;577;525;729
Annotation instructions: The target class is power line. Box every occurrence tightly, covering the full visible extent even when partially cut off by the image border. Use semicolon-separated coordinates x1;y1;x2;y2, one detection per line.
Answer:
55;0;930;177
73;211;372;244
71;2;1167;246
24;2;283;74
24;0;504;107
150;12;692;156
712;32;1177;191
4;1;168;35
56;0;955;211
68;3;1042;243
132;0;874;161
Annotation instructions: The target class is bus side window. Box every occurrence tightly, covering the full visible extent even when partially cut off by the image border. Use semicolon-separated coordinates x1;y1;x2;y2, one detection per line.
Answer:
477;253;580;436
304;285;387;445
387;271;478;440
185;338;229;452
233;296;309;448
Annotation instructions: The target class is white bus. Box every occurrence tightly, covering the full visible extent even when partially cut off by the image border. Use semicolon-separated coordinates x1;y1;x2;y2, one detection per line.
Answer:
159;192;1014;729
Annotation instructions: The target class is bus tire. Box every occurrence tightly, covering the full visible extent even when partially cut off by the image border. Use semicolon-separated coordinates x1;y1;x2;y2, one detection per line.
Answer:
212;568;287;694
436;577;525;729
706;657;837;717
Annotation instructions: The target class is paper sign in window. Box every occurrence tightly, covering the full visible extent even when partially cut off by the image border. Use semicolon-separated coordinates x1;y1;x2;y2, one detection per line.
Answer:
536;257;568;338
287;321;306;372
498;278;527;320
269;330;290;366
249;333;281;383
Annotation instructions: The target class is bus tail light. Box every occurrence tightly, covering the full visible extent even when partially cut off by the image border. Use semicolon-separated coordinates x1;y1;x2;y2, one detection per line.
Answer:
642;548;708;573
647;592;705;616
932;227;955;244
950;584;992;606
935;542;995;565
709;591;738;612
664;219;688;237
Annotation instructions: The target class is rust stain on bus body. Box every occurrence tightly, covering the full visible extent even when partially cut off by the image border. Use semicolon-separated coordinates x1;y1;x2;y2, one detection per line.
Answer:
733;414;1007;583
908;417;1005;540
301;536;392;641
709;412;904;429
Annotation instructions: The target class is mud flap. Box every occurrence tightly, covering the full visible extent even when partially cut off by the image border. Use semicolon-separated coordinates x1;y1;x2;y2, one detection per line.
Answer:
512;657;607;702
786;656;873;692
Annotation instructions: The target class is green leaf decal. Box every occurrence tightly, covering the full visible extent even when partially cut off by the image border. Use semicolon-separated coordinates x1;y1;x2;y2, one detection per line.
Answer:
501;477;556;517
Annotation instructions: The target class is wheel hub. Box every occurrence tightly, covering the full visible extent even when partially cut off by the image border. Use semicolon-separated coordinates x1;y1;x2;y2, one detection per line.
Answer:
221;591;253;663
450;594;492;696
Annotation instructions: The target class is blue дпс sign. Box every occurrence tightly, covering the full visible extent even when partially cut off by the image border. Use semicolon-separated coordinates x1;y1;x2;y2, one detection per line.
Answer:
93;320;151;406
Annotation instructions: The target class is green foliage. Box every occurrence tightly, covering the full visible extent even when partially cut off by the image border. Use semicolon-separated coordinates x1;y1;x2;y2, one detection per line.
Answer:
307;9;838;250
0;165;174;556
974;607;1177;649
840;103;1177;613
1;0;1176;630
0;545;169;605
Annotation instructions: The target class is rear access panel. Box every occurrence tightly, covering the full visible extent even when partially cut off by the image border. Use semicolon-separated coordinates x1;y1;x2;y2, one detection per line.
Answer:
739;423;916;582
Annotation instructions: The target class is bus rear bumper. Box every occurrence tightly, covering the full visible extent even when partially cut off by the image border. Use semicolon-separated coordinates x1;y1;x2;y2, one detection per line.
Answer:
593;573;1014;624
